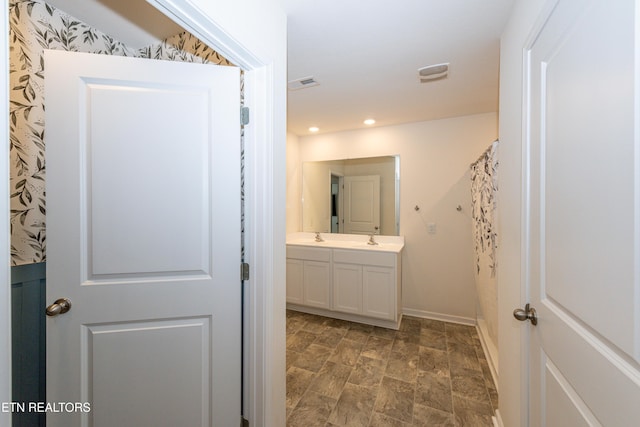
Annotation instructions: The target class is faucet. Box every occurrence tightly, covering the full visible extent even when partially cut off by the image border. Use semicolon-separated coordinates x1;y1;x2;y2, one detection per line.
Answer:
314;232;324;242
367;234;378;245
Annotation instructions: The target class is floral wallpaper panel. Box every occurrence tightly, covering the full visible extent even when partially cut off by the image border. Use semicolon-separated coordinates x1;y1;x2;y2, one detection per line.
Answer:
9;0;237;265
470;140;499;347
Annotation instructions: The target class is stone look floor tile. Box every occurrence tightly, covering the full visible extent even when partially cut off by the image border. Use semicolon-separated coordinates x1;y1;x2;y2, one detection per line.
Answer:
344;328;371;343
391;334;420;355
293;344;333;373
451;395;494;427
415;370;453;413
361;336;394;360
316;326;349;348
286;390;337;427
329;339;364;367
287;330;318;352
309;361;353;399
369;412;412;426
413;403;455;426
348;356;387;388
287;350;301;371
450;371;490;403
327;383;378;426
418;346;449;376
371;326;397;340
419;329;447;351
284;311;497;427
373;376;415;423
385;351;419;383
286;366;315;408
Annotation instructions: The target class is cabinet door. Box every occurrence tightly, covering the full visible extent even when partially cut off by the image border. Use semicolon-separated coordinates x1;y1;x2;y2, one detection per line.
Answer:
286;258;304;304
363;265;395;320
303;261;331;309
333;263;363;314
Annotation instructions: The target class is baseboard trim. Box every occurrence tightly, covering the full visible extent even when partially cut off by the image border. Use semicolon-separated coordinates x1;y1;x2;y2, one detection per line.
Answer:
493;409;504;427
476;318;499;392
401;308;475;326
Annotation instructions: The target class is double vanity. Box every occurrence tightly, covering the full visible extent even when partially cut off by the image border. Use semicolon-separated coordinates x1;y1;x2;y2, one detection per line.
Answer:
286;232;405;329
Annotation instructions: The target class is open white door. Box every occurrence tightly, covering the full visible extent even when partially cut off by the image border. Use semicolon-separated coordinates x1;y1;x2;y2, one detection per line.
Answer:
523;0;640;425
343;175;380;235
45;50;241;427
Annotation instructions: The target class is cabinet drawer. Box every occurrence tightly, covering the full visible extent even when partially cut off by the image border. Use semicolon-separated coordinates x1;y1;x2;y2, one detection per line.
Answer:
286;245;331;262
333;249;395;267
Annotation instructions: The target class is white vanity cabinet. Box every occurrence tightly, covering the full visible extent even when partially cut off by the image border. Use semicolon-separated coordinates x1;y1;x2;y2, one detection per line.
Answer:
286;234;403;329
333;249;399;321
286;246;332;309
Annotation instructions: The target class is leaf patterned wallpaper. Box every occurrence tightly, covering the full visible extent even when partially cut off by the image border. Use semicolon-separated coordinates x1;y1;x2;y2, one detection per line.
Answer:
470;140;499;347
9;0;236;265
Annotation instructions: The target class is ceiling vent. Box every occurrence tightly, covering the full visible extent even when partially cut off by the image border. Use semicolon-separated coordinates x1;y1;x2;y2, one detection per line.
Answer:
288;76;320;90
418;63;449;82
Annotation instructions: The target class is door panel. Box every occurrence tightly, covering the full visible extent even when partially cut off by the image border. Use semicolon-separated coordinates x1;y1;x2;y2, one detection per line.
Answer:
343;175;380;234
526;0;640;425
45;50;240;426
88;318;210;426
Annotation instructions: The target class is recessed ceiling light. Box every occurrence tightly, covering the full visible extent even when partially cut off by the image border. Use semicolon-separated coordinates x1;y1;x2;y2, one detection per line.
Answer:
364;119;376;125
309;127;319;132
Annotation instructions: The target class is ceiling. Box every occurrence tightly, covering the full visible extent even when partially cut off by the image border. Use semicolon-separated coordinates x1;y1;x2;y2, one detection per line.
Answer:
44;0;516;137
283;0;515;135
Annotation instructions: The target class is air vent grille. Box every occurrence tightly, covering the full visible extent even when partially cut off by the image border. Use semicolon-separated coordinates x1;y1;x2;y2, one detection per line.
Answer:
418;63;449;82
288;76;320;90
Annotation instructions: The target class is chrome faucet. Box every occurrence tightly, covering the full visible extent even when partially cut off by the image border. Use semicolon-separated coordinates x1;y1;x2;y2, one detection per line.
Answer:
367;234;378;245
315;232;324;242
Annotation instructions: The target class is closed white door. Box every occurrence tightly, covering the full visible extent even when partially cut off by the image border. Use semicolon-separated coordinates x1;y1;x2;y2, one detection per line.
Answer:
343;175;380;234
524;0;640;425
45;50;241;427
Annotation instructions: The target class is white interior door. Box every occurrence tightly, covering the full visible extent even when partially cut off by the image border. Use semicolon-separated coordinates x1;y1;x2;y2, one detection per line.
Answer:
343;175;380;234
525;0;640;425
45;50;241;427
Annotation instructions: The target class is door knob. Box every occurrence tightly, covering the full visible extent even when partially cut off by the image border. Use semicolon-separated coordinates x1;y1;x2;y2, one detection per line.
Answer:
513;303;537;325
46;298;72;317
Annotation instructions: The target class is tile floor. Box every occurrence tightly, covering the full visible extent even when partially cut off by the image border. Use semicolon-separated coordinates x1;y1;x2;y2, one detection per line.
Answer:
286;310;498;427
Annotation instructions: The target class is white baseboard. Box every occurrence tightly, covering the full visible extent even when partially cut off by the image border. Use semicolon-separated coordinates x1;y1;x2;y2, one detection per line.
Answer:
402;308;476;326
493;409;504;427
476;318;499;392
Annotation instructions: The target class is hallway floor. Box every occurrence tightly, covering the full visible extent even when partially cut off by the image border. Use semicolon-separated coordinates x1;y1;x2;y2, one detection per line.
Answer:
286;310;498;427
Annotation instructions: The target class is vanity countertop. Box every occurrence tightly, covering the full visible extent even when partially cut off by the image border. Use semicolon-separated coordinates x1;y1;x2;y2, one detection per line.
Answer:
286;232;405;253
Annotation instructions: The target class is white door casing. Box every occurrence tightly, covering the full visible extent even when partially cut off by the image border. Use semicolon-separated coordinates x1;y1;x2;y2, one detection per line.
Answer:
0;3;12;426
45;50;241;426
343;175;381;235
524;0;640;425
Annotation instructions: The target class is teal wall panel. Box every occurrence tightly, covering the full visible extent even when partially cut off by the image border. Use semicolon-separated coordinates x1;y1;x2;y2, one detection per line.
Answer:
11;262;46;427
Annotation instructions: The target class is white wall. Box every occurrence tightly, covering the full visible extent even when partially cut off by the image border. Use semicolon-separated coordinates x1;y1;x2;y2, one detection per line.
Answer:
497;0;547;425
286;132;302;234
288;112;498;322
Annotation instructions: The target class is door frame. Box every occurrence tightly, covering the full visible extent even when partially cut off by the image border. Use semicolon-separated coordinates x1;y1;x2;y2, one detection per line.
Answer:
497;0;558;426
0;0;287;426
1;3;11;426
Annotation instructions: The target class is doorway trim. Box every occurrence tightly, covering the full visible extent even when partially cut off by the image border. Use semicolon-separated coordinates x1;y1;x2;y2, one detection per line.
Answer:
1;2;12;426
144;2;286;425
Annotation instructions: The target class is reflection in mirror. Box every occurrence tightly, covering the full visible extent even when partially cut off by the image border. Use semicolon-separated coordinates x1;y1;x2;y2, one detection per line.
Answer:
302;156;400;236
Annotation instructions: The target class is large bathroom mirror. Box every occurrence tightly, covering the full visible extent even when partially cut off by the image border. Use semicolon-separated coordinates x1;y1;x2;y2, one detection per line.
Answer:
302;156;400;236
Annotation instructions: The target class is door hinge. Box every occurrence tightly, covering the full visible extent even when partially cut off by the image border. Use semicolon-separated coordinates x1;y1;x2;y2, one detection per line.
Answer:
241;417;249;427
240;106;250;126
241;262;250;281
